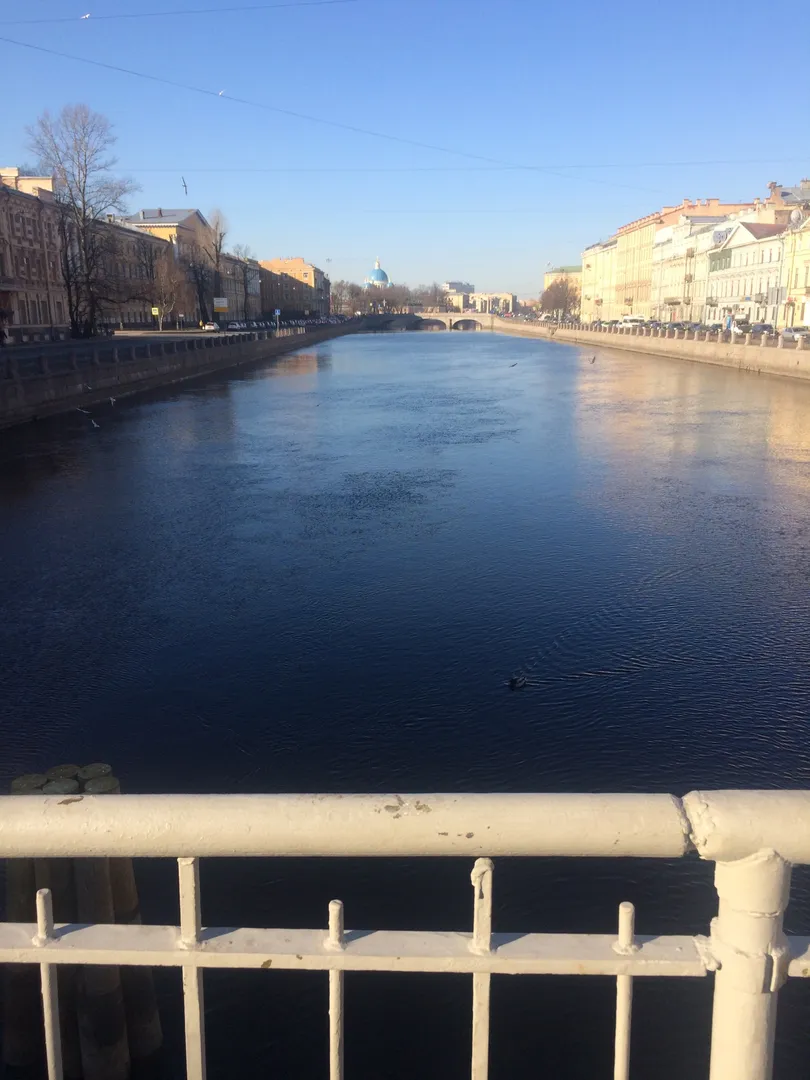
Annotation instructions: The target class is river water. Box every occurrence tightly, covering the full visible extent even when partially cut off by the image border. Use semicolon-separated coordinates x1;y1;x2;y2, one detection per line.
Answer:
2;331;810;1077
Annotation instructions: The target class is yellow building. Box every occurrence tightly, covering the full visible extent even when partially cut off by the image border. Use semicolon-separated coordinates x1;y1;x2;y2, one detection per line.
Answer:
580;239;617;323
543;265;582;292
260;257;330;316
782;213;810;327
582;197;759;323
124;208;214;260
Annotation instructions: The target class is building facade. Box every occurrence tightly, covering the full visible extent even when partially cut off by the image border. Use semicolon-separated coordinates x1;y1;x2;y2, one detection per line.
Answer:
702;222;786;327
124;208;214;261
582;197;761;323
221;253;261;321
782;213;810;327
581;239;617;323
97;219;175;330
0;171;69;339
260;257;330;317
543;265;582;292
651;216;728;324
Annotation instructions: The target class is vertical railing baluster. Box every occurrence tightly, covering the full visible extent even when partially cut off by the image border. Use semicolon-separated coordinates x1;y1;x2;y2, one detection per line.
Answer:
35;888;63;1080
178;858;206;1080
327;900;345;1080
707;851;790;1080
470;858;493;1080
613;901;636;1080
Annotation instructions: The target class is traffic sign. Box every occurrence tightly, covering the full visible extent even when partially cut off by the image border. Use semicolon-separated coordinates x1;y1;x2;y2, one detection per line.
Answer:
274;309;281;316
151;307;159;316
213;297;228;312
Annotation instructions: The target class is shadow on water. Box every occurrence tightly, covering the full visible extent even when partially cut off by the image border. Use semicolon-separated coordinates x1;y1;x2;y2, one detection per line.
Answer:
3;333;810;1076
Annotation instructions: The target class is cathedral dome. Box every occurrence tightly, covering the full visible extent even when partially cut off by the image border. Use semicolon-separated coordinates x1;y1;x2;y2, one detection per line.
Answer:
364;258;391;287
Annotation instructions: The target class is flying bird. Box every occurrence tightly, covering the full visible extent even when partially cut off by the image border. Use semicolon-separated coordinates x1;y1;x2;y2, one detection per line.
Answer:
76;407;90;415
109;397;116;406
589;355;596;363
218;90;225;96
80;12;91;18
181;176;188;195
90;420;100;429
509;362;518;367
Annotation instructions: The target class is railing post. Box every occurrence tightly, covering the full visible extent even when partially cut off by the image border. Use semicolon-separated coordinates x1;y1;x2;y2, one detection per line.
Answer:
708;850;791;1080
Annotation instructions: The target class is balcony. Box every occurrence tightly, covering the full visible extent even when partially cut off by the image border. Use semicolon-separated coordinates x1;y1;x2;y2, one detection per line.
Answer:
2;790;810;1080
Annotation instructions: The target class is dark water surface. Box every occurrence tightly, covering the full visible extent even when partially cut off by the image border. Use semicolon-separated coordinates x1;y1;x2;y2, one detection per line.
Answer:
3;332;810;1077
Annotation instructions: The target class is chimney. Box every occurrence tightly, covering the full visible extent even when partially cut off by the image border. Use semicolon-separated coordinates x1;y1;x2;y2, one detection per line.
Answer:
139;209;145;219
157;208;163;217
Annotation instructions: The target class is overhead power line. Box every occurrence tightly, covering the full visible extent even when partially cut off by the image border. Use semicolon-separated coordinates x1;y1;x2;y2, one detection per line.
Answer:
0;34;655;193
2;0;361;26
123;159;810;174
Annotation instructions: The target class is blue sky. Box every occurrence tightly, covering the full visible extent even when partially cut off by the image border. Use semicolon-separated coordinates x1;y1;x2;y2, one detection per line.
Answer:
2;0;808;296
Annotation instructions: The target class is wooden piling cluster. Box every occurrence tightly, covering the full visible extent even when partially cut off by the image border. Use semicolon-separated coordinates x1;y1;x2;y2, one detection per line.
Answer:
3;764;162;1079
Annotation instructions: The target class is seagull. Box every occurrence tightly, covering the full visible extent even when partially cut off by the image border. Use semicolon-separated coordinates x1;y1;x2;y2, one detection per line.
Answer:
218;90;225;96
84;384;93;391
90;419;100;429
508;675;527;691
589;355;596;363
76;407;90;415
509;362;518;367
80;12;91;18
109;397;116;406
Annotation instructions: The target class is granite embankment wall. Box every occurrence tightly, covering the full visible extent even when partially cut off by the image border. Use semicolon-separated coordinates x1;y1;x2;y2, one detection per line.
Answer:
0;325;354;429
493;321;810;381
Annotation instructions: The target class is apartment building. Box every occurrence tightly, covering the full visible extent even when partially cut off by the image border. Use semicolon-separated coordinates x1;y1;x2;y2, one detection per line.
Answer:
260;258;330;317
0;170;68;339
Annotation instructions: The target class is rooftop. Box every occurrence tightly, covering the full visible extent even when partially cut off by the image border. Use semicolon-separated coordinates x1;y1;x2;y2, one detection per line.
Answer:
126;208;210;227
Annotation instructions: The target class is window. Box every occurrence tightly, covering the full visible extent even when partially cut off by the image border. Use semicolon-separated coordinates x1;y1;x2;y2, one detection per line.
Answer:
796;268;800;288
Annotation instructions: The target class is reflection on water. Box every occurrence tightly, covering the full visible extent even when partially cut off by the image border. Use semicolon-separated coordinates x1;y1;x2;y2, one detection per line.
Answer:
2;333;810;1078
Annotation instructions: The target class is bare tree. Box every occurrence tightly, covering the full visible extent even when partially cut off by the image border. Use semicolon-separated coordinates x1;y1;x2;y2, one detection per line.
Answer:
205;209;228;302
28;104;138;338
330;280;353;315
411;283;446;310
136;239;187;330
540;276;580;321
183;243;213;323
231;244;257;320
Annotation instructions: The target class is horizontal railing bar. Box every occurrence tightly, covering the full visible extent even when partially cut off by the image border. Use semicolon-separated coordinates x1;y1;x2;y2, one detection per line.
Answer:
0;793;689;859
684;791;810;862
0;924;708;976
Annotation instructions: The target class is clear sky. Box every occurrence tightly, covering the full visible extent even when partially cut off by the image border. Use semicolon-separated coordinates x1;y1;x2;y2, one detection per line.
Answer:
2;0;808;296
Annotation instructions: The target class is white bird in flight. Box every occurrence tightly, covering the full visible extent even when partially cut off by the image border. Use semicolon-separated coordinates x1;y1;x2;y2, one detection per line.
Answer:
81;13;91;18
218;90;225;96
90;419;100;429
109;397;116;406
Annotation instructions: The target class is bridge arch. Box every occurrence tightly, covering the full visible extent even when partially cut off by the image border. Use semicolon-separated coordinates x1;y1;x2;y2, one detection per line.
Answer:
417;318;448;331
450;318;484;331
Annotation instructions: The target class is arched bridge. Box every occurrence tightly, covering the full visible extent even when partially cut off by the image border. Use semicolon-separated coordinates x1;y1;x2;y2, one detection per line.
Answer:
415;313;497;331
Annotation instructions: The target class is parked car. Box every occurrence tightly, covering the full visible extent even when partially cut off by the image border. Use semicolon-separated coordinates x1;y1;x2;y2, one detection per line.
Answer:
781;326;810;343
201;322;219;332
751;323;774;335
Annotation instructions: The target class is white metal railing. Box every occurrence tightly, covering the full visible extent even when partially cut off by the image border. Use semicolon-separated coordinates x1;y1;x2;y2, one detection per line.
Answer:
3;790;810;1080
